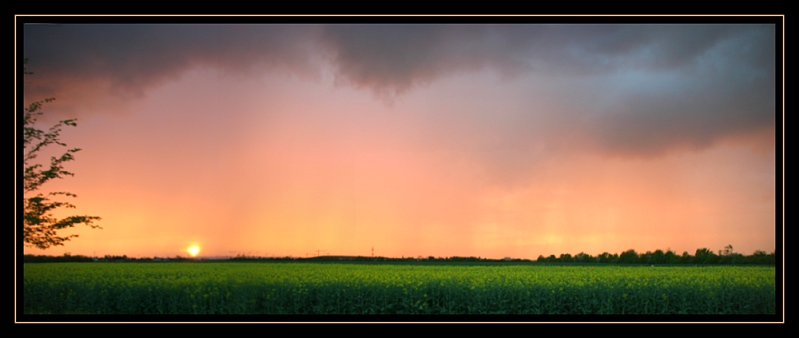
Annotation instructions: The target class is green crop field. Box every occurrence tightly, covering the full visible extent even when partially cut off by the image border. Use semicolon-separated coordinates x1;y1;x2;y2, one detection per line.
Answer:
21;262;776;315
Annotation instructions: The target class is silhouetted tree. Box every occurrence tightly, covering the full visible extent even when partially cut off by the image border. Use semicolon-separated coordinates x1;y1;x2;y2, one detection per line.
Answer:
680;251;693;264
573;252;592;263
749;250;773;265
619;249;638;264
640;251;653;265
651;249;665;264
695;248;719;264
22;61;101;249
664;250;679;264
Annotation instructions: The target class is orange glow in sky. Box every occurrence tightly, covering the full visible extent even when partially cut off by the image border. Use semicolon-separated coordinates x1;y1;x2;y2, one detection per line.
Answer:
19;22;779;260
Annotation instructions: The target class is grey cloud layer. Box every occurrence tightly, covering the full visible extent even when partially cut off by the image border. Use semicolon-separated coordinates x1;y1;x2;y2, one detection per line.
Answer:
319;24;776;158
585;25;776;157
24;24;321;97
22;23;776;158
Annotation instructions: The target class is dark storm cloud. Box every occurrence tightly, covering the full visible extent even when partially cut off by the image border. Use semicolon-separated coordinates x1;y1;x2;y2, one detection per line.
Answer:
317;24;531;97
22;23;777;159
23;24;321;99
580;25;777;158
317;24;765;92
318;23;776;157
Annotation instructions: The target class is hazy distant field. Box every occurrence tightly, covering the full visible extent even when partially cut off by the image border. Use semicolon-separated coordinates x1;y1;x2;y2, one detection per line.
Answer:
22;262;775;315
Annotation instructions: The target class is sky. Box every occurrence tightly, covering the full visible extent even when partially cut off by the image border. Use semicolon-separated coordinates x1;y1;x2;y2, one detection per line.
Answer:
18;20;780;259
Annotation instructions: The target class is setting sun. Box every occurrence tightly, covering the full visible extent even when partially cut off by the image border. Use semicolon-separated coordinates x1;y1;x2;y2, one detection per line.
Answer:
188;245;200;257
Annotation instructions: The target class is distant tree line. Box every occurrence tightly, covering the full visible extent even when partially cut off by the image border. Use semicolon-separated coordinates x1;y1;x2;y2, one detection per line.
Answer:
536;246;776;265
22;245;776;265
22;254;200;263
